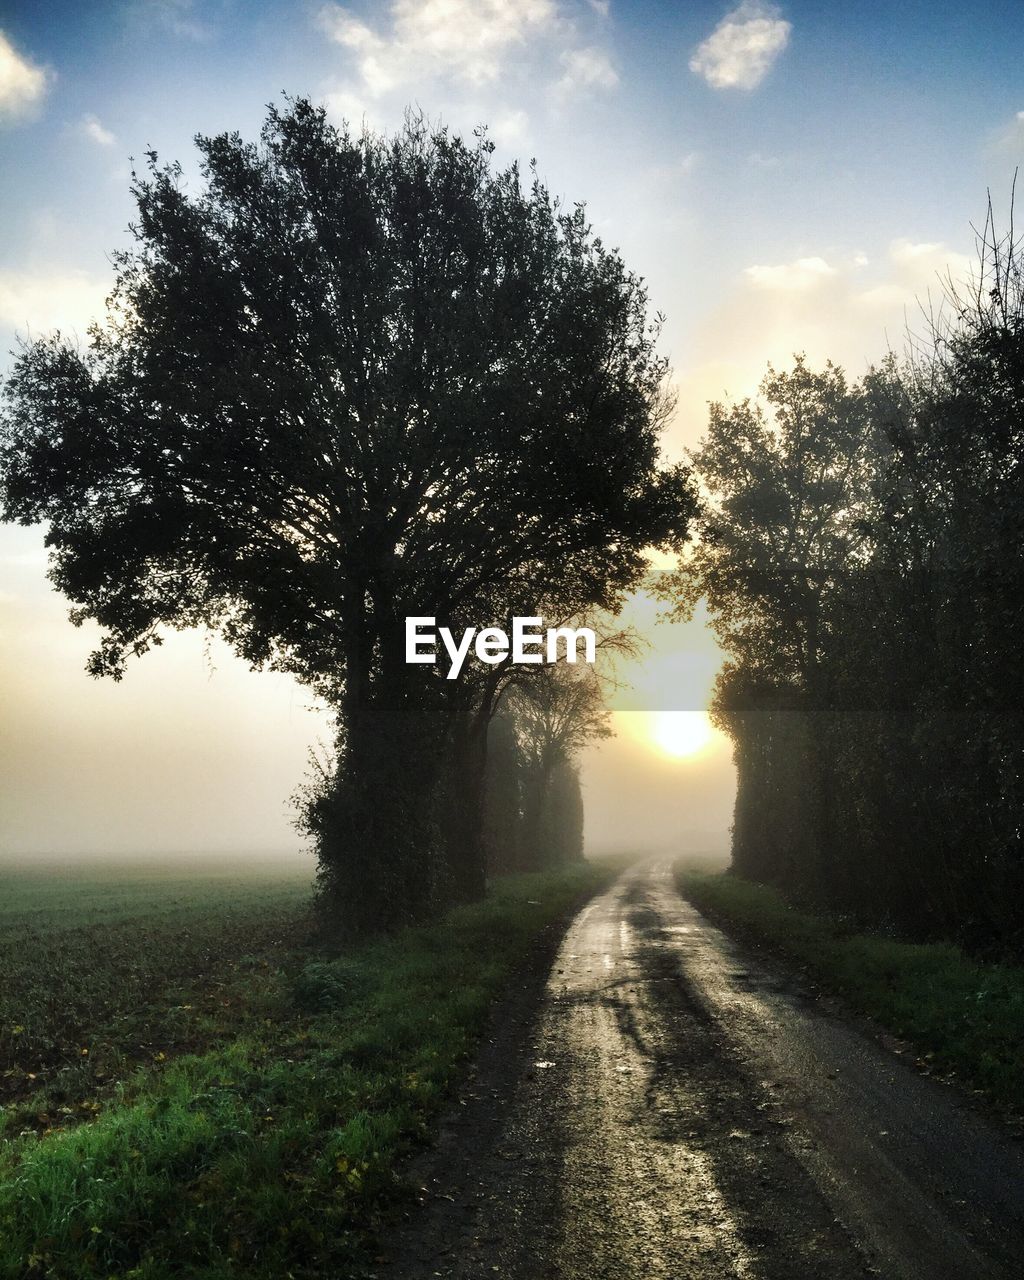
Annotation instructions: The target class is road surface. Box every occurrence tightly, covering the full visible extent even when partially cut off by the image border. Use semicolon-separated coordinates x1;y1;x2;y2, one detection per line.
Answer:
382;862;1024;1279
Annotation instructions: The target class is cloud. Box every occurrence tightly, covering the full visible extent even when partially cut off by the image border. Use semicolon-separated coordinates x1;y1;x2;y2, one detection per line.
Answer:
319;0;557;91
855;240;973;313
555;45;617;96
0;30;48;121
888;238;971;276
79;113;116;147
689;2;790;91
322;88;381;133
0;268;109;339
650;151;701;182
669;237;974;453
744;255;836;292
491;107;530;145
738;242;971;323
317;0;614;104
989;109;1024;158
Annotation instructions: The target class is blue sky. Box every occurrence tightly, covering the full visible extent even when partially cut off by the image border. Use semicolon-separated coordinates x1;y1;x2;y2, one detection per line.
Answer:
1;1;1023;856
3;1;1022;414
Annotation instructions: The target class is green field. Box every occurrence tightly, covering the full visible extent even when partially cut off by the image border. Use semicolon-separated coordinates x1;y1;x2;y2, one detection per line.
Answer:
678;867;1024;1115
0;854;617;1278
0;856;316;1138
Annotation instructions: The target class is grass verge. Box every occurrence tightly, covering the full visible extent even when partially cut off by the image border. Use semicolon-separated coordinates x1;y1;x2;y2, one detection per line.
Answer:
0;859;618;1279
677;868;1024;1116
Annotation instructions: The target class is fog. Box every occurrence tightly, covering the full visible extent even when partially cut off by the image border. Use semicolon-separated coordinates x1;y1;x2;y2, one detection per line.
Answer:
0;516;734;862
583;723;734;865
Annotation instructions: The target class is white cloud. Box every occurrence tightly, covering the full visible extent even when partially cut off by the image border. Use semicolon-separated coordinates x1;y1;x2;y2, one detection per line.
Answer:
742;242;971;307
989;109;1024;157
651;151;701;181
888;238;972;287
0;268;109;339
322;89;381;133
79;113;116;147
319;0;558;91
555;45;617;96
321;9;380;51
317;0;614;105
744;255;836;291
856;239;972;313
491;107;530;145
0;30;48;121
669;237;974;454
689;2;790;91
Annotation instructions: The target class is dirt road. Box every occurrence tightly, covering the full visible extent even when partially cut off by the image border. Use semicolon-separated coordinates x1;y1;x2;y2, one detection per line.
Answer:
383;862;1024;1279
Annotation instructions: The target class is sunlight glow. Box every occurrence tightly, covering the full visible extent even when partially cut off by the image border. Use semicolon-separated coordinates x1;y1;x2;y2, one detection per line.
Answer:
650;711;715;760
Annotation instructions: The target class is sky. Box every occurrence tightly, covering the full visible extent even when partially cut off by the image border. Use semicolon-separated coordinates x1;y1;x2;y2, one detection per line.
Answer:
1;0;1023;858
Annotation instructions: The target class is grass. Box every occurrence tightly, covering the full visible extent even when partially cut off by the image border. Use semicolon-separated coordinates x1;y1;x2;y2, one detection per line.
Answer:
677;867;1024;1115
0;855;619;1279
0;857;316;1132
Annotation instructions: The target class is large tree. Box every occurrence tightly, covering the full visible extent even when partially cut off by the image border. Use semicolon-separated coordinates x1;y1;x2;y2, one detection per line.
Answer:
0;100;692;933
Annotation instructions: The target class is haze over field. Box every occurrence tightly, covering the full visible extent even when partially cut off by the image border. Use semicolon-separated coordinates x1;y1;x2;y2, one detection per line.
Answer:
2;0;1022;858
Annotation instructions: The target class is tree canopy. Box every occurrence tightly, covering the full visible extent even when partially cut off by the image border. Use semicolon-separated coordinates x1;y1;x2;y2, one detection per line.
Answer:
1;101;687;690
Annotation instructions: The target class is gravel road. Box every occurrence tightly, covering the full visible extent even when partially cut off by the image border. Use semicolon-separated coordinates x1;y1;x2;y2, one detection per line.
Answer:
381;861;1024;1279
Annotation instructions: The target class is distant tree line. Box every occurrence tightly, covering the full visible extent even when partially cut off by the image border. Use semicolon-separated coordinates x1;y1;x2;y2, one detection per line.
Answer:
482;662;610;875
665;205;1024;953
0;100;693;936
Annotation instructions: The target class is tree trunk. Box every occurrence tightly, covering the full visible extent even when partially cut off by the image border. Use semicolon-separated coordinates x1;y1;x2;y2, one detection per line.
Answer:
440;702;489;905
519;755;552;871
314;604;442;937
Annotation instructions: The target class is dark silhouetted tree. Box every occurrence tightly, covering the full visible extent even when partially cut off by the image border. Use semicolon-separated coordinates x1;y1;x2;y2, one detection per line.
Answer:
0;99;692;935
505;663;610;869
540;757;585;864
481;704;522;876
662;358;872;897
665;198;1024;950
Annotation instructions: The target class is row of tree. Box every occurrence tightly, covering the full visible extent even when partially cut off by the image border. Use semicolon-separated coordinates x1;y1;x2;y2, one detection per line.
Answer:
666;205;1024;953
482;663;610;875
0;100;694;935
297;647;613;915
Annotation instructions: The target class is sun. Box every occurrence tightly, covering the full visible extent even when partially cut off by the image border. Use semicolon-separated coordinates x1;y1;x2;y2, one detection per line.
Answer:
650;711;715;760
